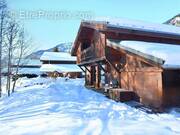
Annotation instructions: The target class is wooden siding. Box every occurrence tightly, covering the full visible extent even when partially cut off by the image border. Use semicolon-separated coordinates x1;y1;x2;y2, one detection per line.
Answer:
106;46;164;108
76;43;81;64
121;71;163;108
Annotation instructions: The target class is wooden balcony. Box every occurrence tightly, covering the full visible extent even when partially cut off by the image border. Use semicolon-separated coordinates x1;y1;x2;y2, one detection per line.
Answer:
81;47;95;62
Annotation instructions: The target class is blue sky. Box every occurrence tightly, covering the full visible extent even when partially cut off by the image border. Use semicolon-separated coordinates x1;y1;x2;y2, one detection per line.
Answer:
7;0;180;50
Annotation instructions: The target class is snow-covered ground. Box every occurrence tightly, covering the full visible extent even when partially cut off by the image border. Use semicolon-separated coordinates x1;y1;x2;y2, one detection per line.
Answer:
0;77;179;135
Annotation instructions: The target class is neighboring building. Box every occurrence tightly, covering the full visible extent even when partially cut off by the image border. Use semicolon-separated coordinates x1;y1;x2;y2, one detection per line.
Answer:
11;59;42;77
40;52;82;78
71;18;180;110
165;14;180;26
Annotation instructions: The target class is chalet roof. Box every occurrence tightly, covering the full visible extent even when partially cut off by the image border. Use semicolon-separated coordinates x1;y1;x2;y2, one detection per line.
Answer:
13;59;42;67
71;17;180;56
17;67;41;75
98;17;180;36
40;52;76;62
40;64;82;73
107;40;180;68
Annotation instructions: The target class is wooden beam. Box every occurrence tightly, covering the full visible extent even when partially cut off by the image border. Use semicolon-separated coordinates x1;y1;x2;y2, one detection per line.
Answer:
79;66;86;72
42;60;76;64
97;63;107;73
105;58;119;73
12;65;41;68
84;66;91;73
78;57;106;66
103;26;180;45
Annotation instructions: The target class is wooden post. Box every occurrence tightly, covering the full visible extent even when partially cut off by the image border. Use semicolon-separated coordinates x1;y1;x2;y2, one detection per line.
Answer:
84;66;91;73
91;66;96;86
85;66;91;86
98;63;107;73
95;65;101;89
85;68;87;86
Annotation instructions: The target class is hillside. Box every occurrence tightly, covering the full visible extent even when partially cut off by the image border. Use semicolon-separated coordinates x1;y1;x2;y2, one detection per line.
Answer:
27;42;72;59
0;77;179;135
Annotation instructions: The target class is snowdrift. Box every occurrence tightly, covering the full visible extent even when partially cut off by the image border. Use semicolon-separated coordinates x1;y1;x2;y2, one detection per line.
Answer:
0;77;179;135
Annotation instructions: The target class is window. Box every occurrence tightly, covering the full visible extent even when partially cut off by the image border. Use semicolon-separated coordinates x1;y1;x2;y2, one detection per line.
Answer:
81;42;91;51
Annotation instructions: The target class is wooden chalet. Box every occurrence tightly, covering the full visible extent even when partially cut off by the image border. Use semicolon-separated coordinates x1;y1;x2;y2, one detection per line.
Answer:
71;18;180;110
40;52;82;78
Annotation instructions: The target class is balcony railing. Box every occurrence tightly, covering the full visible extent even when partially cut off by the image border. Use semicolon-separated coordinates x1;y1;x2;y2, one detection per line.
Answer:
81;47;95;62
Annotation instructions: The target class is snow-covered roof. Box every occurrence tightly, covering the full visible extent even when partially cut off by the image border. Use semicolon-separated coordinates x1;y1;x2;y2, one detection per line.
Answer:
13;59;42;66
72;17;180;56
40;52;76;61
108;40;180;68
17;68;41;75
88;17;180;36
4;67;41;75
40;64;82;73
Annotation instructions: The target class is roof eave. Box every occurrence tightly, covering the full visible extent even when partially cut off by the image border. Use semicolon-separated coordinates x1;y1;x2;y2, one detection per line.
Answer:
107;40;165;67
71;21;106;56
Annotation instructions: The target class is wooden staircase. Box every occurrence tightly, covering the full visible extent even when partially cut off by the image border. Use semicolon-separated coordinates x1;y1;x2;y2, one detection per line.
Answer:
107;88;136;102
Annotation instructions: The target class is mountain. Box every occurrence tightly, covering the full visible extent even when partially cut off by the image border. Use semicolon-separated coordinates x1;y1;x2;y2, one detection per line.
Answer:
165;14;180;26
27;42;73;59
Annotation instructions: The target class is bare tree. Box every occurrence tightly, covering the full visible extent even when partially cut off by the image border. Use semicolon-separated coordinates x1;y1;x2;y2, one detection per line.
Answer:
0;0;7;97
12;28;30;93
5;19;19;96
0;0;34;97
